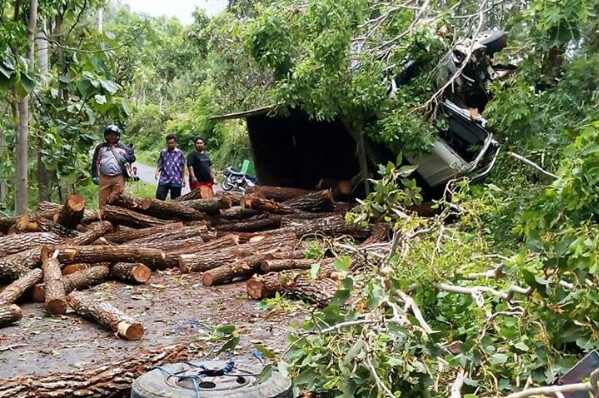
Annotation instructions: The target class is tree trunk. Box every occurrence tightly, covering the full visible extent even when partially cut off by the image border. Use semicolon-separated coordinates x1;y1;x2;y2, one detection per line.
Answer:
103;222;184;244
130;236;205;252
0;268;43;305
214;216;281;233
101;205;170;228
246;272;337;307
179;197;232;215
110;263;151;284
14;213;79;237
42;256;67;315
172;187;202;202
0;343;190;397
62;263;98;275
138;198;207;221
201;255;267;286
0;248;42;282
277;215;372;240
260;258;316;273
53;194;86;229
219;206;262;220
107;195;145;212
282;190;334;213
31;265;111;303
47;245;167;269
66;291;144;340
63;221;112;246
125;224;207;246
37;150;51;203
245;186;312;202
38;201;102;224
0;304;23;328
0;232;59;257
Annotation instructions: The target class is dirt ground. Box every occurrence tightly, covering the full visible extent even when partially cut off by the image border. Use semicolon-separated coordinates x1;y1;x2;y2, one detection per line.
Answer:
0;270;306;380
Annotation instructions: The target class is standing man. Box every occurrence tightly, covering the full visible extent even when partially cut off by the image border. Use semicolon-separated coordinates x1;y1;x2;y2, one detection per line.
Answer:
187;136;214;198
155;134;186;201
91;125;136;207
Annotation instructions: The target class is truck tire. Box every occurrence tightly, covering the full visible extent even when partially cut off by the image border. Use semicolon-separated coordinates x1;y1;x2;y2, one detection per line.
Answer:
130;361;292;398
475;30;507;54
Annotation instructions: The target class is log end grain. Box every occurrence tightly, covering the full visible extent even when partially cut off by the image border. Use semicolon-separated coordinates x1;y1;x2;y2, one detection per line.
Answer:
117;321;144;341
30;283;45;303
246;278;263;300
62;263;92;275
131;264;152;283
0;304;23;326
202;273;214;287
46;299;68;315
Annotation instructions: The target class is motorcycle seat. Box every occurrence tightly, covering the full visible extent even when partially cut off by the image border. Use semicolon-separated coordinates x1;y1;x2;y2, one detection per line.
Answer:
226;167;248;177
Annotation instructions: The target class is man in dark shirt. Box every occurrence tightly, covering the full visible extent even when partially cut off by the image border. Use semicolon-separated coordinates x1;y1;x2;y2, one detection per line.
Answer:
187;136;214;197
155;134;186;200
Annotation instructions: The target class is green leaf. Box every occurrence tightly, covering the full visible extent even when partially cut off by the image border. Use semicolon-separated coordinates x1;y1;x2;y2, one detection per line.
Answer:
100;79;118;95
490;353;508;365
334;256;350;272
310;263;320;280
342;338;364;365
253;364;273;385
18;71;36;94
397;164;418;177
215;324;235;335
94;94;106;105
215;335;240;355
252;343;276;359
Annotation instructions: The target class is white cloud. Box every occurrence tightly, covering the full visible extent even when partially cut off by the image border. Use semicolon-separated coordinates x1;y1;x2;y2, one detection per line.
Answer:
121;0;228;24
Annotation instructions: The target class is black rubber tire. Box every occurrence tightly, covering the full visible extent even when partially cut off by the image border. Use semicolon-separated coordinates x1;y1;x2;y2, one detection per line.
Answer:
475;30;507;54
130;361;292;398
221;176;234;191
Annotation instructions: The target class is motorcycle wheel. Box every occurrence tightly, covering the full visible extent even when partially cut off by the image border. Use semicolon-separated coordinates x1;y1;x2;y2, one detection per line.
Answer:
475;30;507;55
221;176;234;191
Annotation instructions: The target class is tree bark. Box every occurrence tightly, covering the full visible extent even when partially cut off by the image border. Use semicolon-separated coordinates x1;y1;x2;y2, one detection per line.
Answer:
14;213;79;237
260;258;316;273
63;221;112;246
245;186;312;202
0;268;43;305
38;202;102;224
277;215;372;240
47;245;166;269
214;216;282;233
201;255;267;286
103;222;184;244
137;198;207;221
110;263;151;284
0;343;191;397
0;248;42;282
101;205;170;229
66;291;144;340
125;224;207;246
362;223;391;245
282;190;335;213
62;263;101;275
219;206;262;220
42;256;67;315
179;196;232;215
131;236;205;252
166;234;240;256
0;304;23;328
0;231;59;257
31;265;111;303
172;187;202;202
53;194;86;229
246;272;337;307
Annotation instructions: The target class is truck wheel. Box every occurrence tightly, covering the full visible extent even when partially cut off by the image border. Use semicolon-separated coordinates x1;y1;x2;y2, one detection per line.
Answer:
221;177;234;191
130;361;292;398
475;30;507;54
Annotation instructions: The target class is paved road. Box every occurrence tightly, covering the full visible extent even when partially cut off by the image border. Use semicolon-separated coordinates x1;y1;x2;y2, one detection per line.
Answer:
132;161;191;195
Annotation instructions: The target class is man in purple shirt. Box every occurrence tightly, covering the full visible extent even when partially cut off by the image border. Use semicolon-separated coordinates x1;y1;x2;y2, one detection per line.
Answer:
154;134;186;200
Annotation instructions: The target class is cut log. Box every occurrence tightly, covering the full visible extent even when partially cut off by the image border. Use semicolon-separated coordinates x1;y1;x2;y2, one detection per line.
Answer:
126;224;207;246
137;198;207;221
241;195;295;214
111;263;151;284
0;268;43;305
66;291;144;340
0;216;18;234
219;206;263;220
0;232;60;257
277;215;372;240
32;265;113;303
62;263;98;275
362;223;391;245
282;190;335;213
107;195;146;211
214;216;281;233
178;196;232;215
260;258;317;273
0;304;22;328
48;245;167;270
245;186;312;202
316;178;353;200
172;187;202;202
53;194;86;229
202;255;268;286
0;343;190;397
246;272;338;307
14;213;79;237
63;221;113;246
101;205;170;229
42;256;67;315
104;222;184;244
166;234;239;256
0;249;41;282
216;191;243;206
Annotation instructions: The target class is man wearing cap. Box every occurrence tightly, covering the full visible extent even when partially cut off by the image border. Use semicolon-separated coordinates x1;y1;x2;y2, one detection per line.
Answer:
91;125;136;206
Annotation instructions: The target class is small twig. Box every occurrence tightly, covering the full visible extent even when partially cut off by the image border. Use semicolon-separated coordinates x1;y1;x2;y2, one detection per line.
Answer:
467;262;505;279
451;368;466;398
507;151;559;180
365;355;396;398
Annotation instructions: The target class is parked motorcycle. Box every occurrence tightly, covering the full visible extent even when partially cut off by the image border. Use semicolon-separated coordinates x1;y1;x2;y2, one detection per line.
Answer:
221;166;257;192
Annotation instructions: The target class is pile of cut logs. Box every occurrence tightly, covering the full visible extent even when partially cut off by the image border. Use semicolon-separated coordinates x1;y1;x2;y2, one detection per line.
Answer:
0;185;388;340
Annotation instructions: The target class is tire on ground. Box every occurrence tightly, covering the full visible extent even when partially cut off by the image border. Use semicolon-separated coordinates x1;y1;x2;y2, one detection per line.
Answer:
130;361;292;398
475;30;507;54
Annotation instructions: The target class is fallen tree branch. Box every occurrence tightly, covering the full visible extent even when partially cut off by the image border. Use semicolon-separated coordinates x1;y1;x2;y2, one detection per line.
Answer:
507;151;559;180
450;368;466;398
499;367;599;398
398;291;433;334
